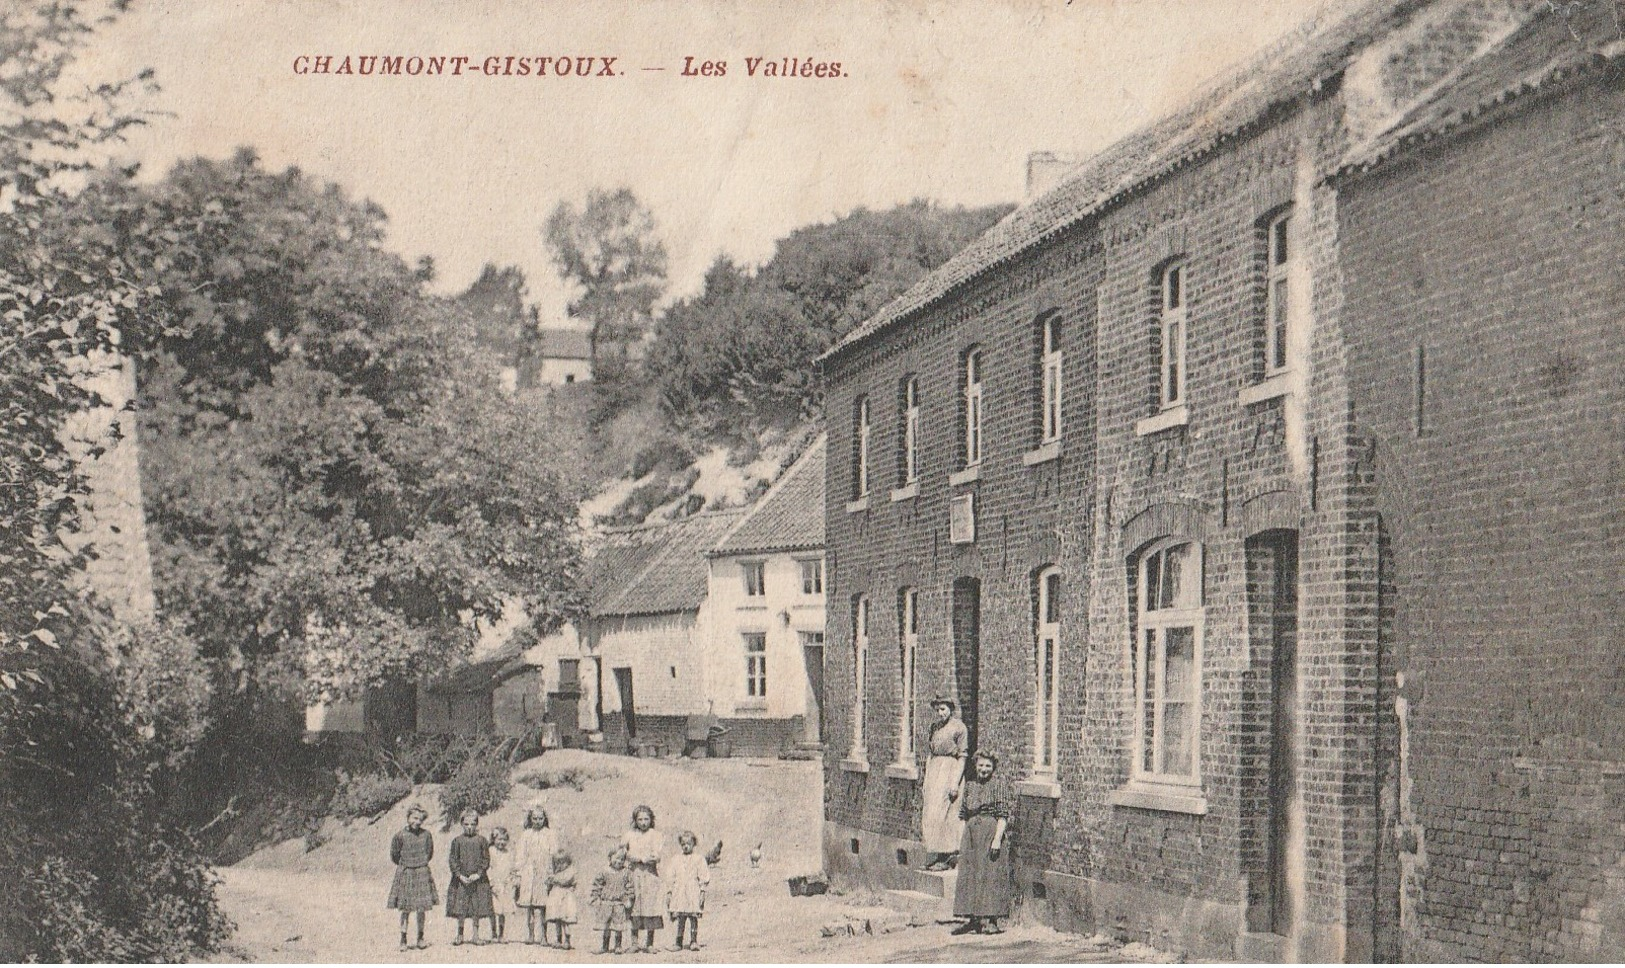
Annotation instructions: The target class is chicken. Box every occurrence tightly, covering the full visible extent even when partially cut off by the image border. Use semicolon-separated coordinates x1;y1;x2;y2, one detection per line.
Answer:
704;840;724;866
749;842;763;868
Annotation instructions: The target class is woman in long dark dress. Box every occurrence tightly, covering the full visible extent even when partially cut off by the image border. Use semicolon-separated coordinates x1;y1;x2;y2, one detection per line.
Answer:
951;751;1013;935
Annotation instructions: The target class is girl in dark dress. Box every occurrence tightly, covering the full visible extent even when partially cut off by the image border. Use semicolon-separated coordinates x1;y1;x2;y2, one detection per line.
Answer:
951;751;1014;935
387;805;437;950
446;808;495;945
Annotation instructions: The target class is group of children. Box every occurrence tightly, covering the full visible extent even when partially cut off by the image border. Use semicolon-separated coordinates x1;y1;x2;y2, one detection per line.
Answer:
387;802;711;954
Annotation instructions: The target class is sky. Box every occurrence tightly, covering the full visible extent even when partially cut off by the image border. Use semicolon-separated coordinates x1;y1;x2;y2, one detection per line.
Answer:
83;0;1335;322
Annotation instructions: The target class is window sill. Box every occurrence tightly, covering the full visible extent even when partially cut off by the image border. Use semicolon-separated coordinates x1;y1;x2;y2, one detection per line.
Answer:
948;464;981;486
1022;441;1061;466
844;497;870;514
839;757;871;774
733;700;768;714
1015;777;1062;799
884;763;920;781
890;483;919;503
1238;372;1293;406
1134;405;1189;437
1107;781;1208;815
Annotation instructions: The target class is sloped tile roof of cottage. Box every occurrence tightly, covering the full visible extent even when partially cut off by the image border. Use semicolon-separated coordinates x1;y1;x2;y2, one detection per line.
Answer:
823;0;1555;362
587;510;748;618
537;327;594;360
712;435;826;557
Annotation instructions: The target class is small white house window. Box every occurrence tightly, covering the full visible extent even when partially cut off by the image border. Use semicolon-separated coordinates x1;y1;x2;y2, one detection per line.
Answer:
854;396;871;497
901;376;920;485
852;596;869;756
1266;213;1292;374
898;587;919;763
799;558;824;596
743;632;768;698
963;349;983;467
1134;539;1204;782
1034;567;1061;774
1040;313;1063;443
1159;264;1187;409
742;561;766;598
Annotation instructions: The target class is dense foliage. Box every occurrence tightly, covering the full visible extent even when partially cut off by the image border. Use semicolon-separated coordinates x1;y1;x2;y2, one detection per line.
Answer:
647;200;1011;435
0;1;230;959
129;151;588;704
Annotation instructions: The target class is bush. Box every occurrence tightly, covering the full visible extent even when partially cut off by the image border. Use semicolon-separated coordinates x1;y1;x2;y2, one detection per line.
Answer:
331;770;412;820
516;766;599;793
376;732;493;785
438;752;512;825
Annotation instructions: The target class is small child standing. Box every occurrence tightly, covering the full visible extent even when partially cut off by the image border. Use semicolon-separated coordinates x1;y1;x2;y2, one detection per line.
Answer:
544;849;579;949
664;830;711;951
590;848;633;954
486;826;517;942
387;805;437;951
445;808;495;945
618;805;665;952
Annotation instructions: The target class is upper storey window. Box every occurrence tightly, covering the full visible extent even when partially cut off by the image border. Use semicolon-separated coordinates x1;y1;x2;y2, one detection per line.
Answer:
963;349;984;467
1159;264;1186;409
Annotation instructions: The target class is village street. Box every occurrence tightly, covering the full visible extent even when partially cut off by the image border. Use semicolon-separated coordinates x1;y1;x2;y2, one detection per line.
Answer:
207;753;1177;964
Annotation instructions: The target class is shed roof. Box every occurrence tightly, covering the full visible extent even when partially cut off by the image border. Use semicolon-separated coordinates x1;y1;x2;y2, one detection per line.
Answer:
712;435;826;557
587;510;748;618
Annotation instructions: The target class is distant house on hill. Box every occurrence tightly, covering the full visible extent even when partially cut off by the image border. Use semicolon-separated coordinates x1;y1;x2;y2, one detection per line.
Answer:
525;327;593;386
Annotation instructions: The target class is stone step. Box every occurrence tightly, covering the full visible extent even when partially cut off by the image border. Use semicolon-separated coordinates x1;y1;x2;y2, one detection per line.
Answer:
907;865;957;898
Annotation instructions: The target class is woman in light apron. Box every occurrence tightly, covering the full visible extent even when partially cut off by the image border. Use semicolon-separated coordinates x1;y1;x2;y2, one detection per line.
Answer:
920;697;967;871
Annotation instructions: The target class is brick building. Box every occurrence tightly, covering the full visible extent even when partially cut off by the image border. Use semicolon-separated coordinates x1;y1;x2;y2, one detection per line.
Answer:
818;0;1622;961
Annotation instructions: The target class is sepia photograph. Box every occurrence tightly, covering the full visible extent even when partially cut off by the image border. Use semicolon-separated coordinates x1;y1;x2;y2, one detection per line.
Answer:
1;0;1621;962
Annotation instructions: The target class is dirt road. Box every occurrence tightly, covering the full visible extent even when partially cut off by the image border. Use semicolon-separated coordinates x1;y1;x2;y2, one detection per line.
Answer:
210;753;1169;964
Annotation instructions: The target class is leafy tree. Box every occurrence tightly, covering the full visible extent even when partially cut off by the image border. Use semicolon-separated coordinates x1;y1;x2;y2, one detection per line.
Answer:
0;1;229;960
458;262;535;381
544;187;668;383
647;200;1012;435
129;153;588;705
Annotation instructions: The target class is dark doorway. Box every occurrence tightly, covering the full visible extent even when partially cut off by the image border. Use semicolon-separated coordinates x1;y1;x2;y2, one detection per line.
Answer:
1247;530;1301;936
366;679;418;740
952;577;982;757
801;632;825;744
613;666;637;741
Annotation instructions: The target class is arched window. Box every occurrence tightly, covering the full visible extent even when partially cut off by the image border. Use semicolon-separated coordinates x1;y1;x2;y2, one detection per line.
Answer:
1158;264;1187;408
1033;567;1061;773
963;349;983;467
1038;313;1063;443
900;377;920;485
897;587;919;763
853;396;871;498
1134;539;1204;781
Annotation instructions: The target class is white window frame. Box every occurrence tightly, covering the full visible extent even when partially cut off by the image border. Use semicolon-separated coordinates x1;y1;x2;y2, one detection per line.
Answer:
743;632;768;699
1159;264;1187;409
902;377;920;485
1133;539;1204;785
897;587;919;764
799;558;824;596
964;349;983;467
1034;567;1061;775
1265;212;1292;375
742;560;766;598
1040;314;1063;443
855;396;871;497
852;596;869;756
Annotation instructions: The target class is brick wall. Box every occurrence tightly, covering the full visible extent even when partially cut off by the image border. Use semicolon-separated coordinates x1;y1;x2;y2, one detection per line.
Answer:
1340;71;1625;962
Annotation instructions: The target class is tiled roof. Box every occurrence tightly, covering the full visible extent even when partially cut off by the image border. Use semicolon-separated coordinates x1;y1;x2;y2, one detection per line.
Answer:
1340;4;1625;176
821;0;1511;362
587;510;748;617
537;327;593;360
712;435;826;557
